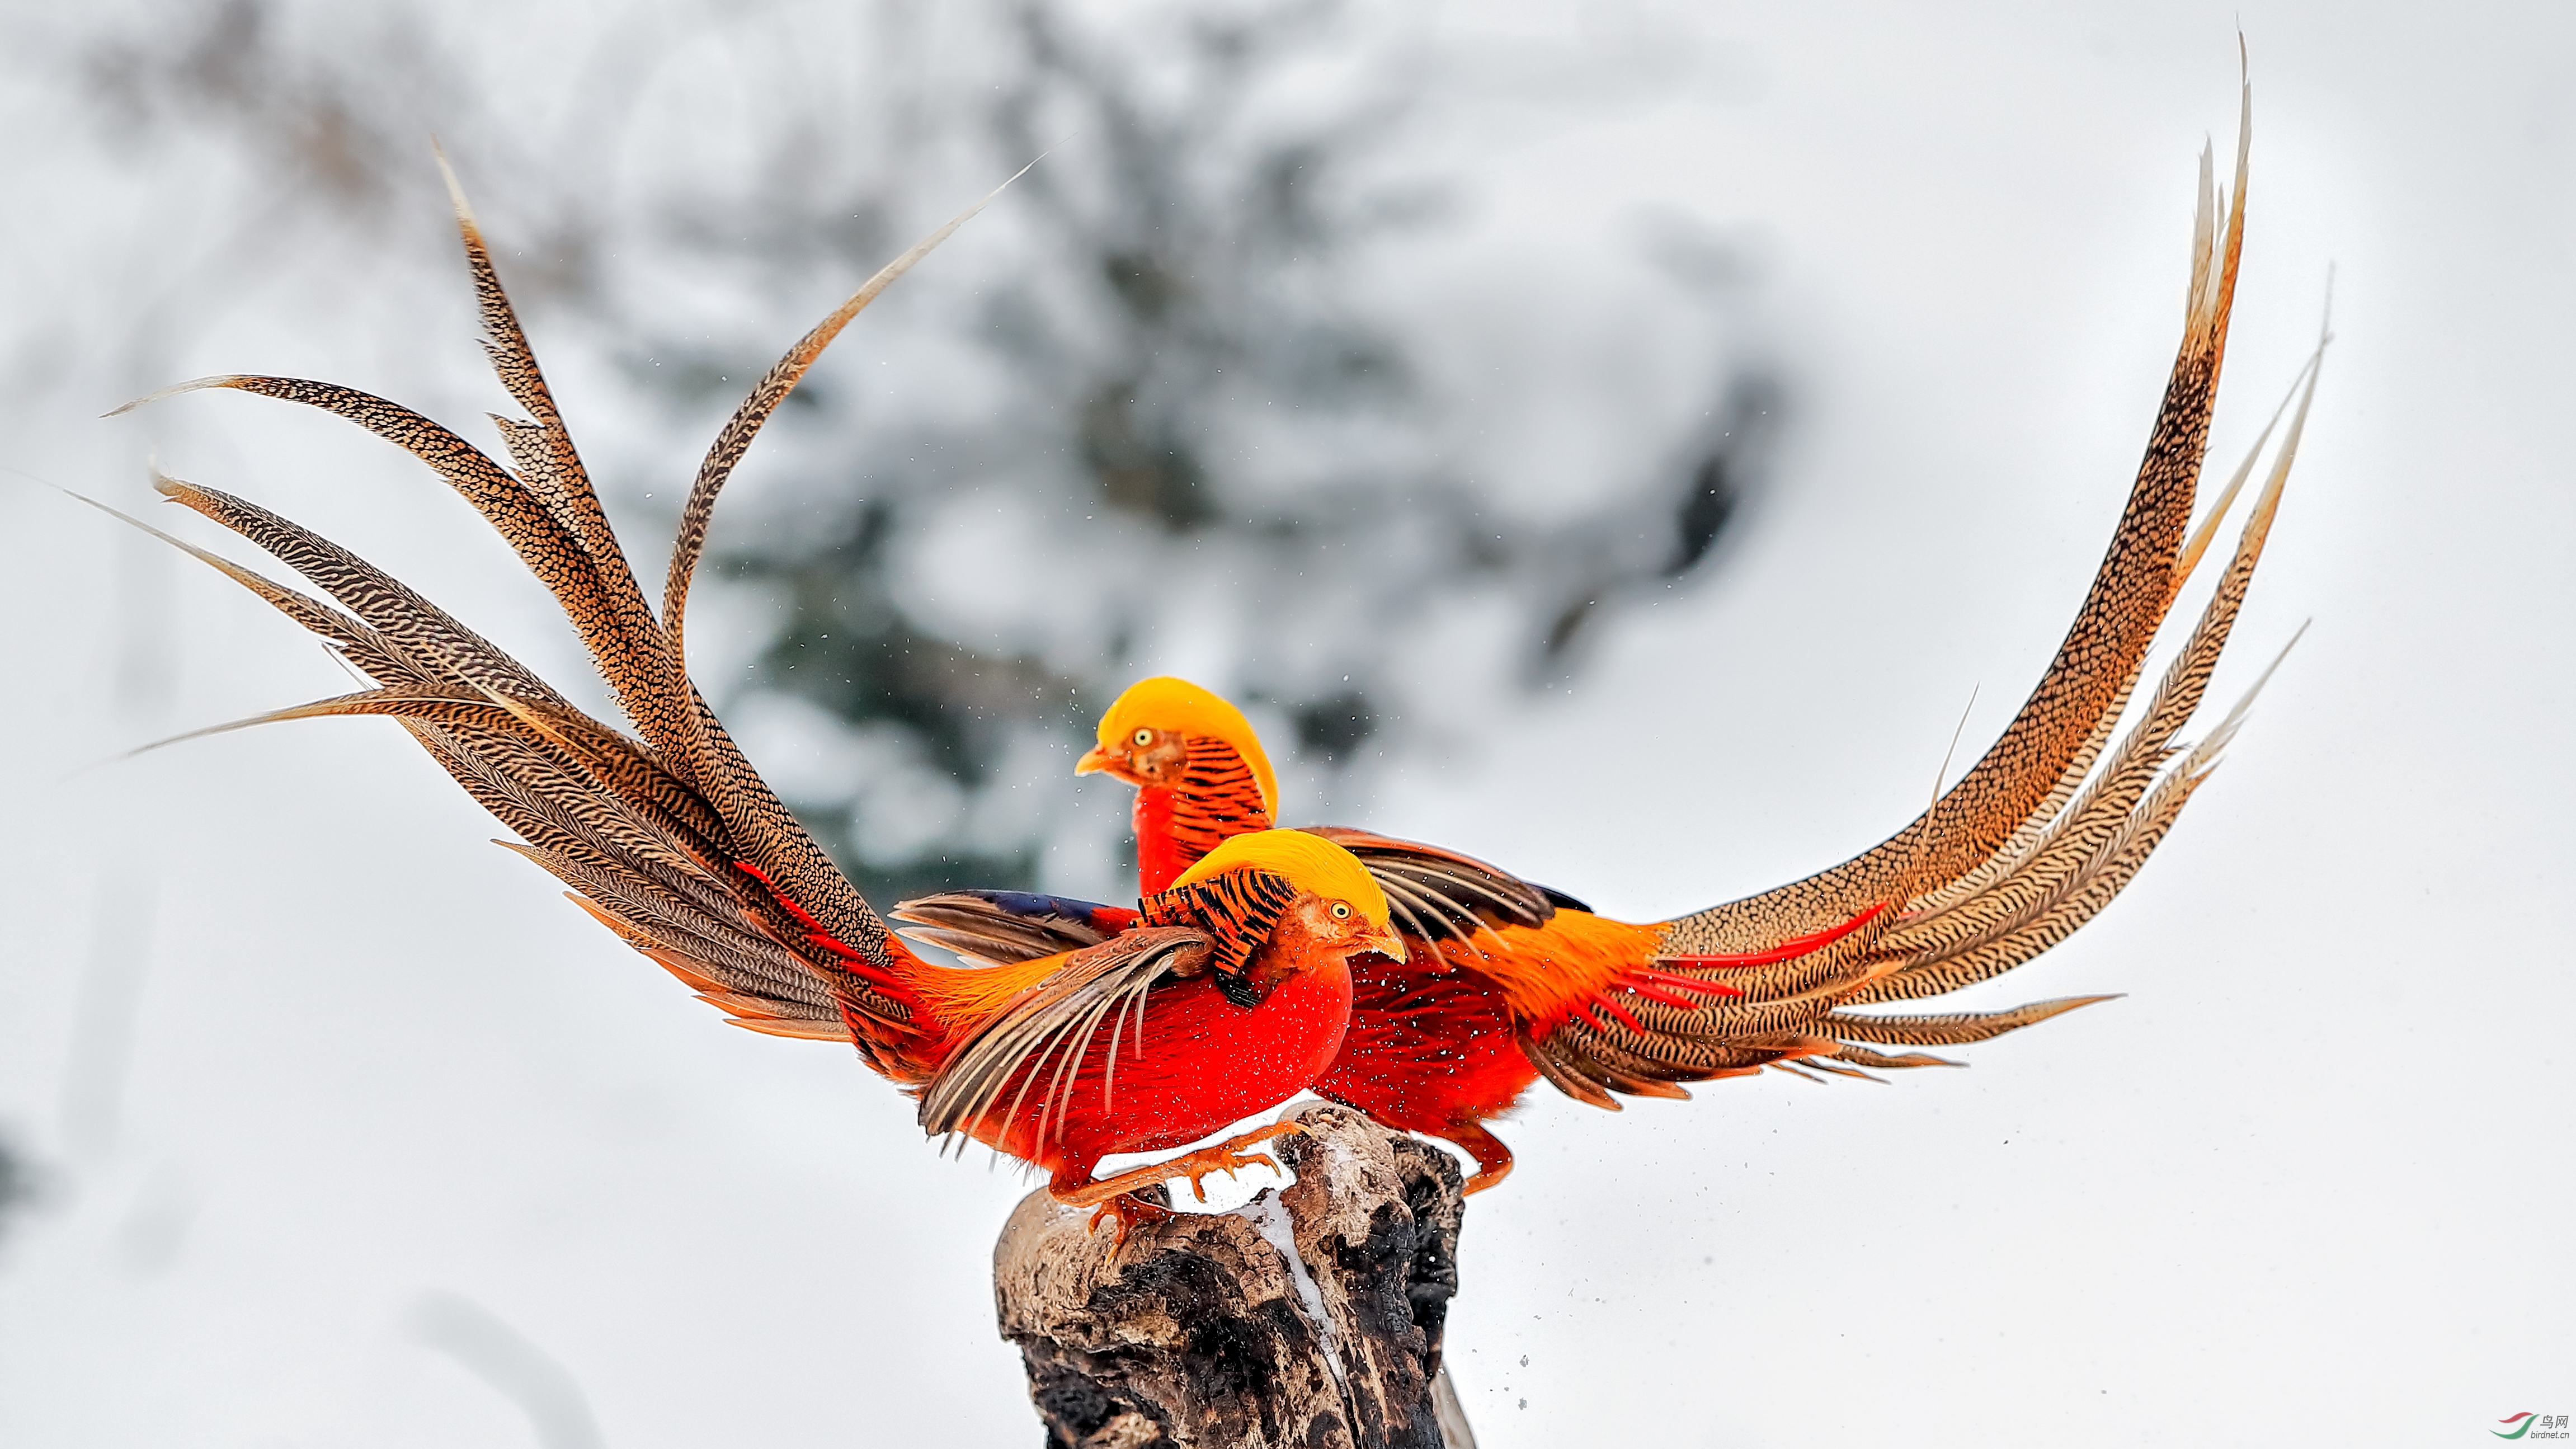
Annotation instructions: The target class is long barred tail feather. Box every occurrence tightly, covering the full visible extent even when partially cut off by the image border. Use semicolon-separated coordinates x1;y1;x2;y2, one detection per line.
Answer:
98;121;2307;1133
1907;337;2322;930
97;152;1050;1077
1654;78;2254;968
646;164;1039;966
658;156;1044;672
1522;85;2311;1099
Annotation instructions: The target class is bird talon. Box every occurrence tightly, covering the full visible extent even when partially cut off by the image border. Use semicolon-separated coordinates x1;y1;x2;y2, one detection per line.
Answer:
1055;1121;1307;1223
1085;1192;1174;1252
1181;1147;1282;1202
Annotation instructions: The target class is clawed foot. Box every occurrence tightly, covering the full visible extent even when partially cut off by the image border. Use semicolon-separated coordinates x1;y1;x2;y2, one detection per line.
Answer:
1161;1121;1305;1204
1056;1121;1310;1252
1085;1192;1175;1252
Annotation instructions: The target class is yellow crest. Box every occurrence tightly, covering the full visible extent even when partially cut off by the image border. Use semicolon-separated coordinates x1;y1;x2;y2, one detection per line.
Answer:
1095;676;1279;814
1171;829;1388;929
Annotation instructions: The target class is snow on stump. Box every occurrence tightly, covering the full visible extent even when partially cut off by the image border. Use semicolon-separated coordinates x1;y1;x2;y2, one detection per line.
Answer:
992;1103;1476;1448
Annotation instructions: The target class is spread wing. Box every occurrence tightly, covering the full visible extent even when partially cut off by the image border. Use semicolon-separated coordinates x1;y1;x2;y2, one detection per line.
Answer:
918;928;1214;1144
1526;95;2319;1095
101;157;1025;1083
1659;106;2255;966
94;478;910;1051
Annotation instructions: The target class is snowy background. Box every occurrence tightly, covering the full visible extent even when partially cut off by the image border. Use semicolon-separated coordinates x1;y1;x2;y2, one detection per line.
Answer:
1;1;2569;1445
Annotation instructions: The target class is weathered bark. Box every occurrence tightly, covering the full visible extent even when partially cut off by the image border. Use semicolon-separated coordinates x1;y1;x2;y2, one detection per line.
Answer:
993;1104;1475;1448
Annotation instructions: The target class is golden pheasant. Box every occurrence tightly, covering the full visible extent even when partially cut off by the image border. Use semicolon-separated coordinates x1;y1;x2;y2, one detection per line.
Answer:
101;158;1410;1243
893;88;2320;1192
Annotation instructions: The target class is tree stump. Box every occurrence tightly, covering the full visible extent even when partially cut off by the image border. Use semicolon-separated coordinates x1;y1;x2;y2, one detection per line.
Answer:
993;1103;1476;1448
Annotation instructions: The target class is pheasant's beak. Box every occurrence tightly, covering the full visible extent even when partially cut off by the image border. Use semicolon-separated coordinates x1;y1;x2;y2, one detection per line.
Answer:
1364;925;1408;961
1074;744;1119;777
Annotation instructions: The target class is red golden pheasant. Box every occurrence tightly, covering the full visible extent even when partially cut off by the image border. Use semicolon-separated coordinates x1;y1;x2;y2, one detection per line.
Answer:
98;159;1410;1242
892;87;2321;1192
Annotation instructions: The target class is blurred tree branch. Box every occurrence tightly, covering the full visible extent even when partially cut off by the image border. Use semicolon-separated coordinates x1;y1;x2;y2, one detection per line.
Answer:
0;1131;39;1254
53;0;1782;903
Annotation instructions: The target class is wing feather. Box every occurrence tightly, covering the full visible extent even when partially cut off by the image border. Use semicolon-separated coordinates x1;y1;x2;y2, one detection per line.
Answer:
919;926;1213;1142
1305;827;1556;931
889;891;1124;969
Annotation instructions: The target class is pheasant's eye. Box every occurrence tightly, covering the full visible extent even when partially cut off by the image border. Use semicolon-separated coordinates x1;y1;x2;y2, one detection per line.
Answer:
1132;728;1153;748
1330;902;1351;919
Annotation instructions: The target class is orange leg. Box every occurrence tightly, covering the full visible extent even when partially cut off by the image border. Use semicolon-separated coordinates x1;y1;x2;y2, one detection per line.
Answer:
1443;1122;1515;1194
1077;1192;1175;1252
1050;1122;1309;1249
